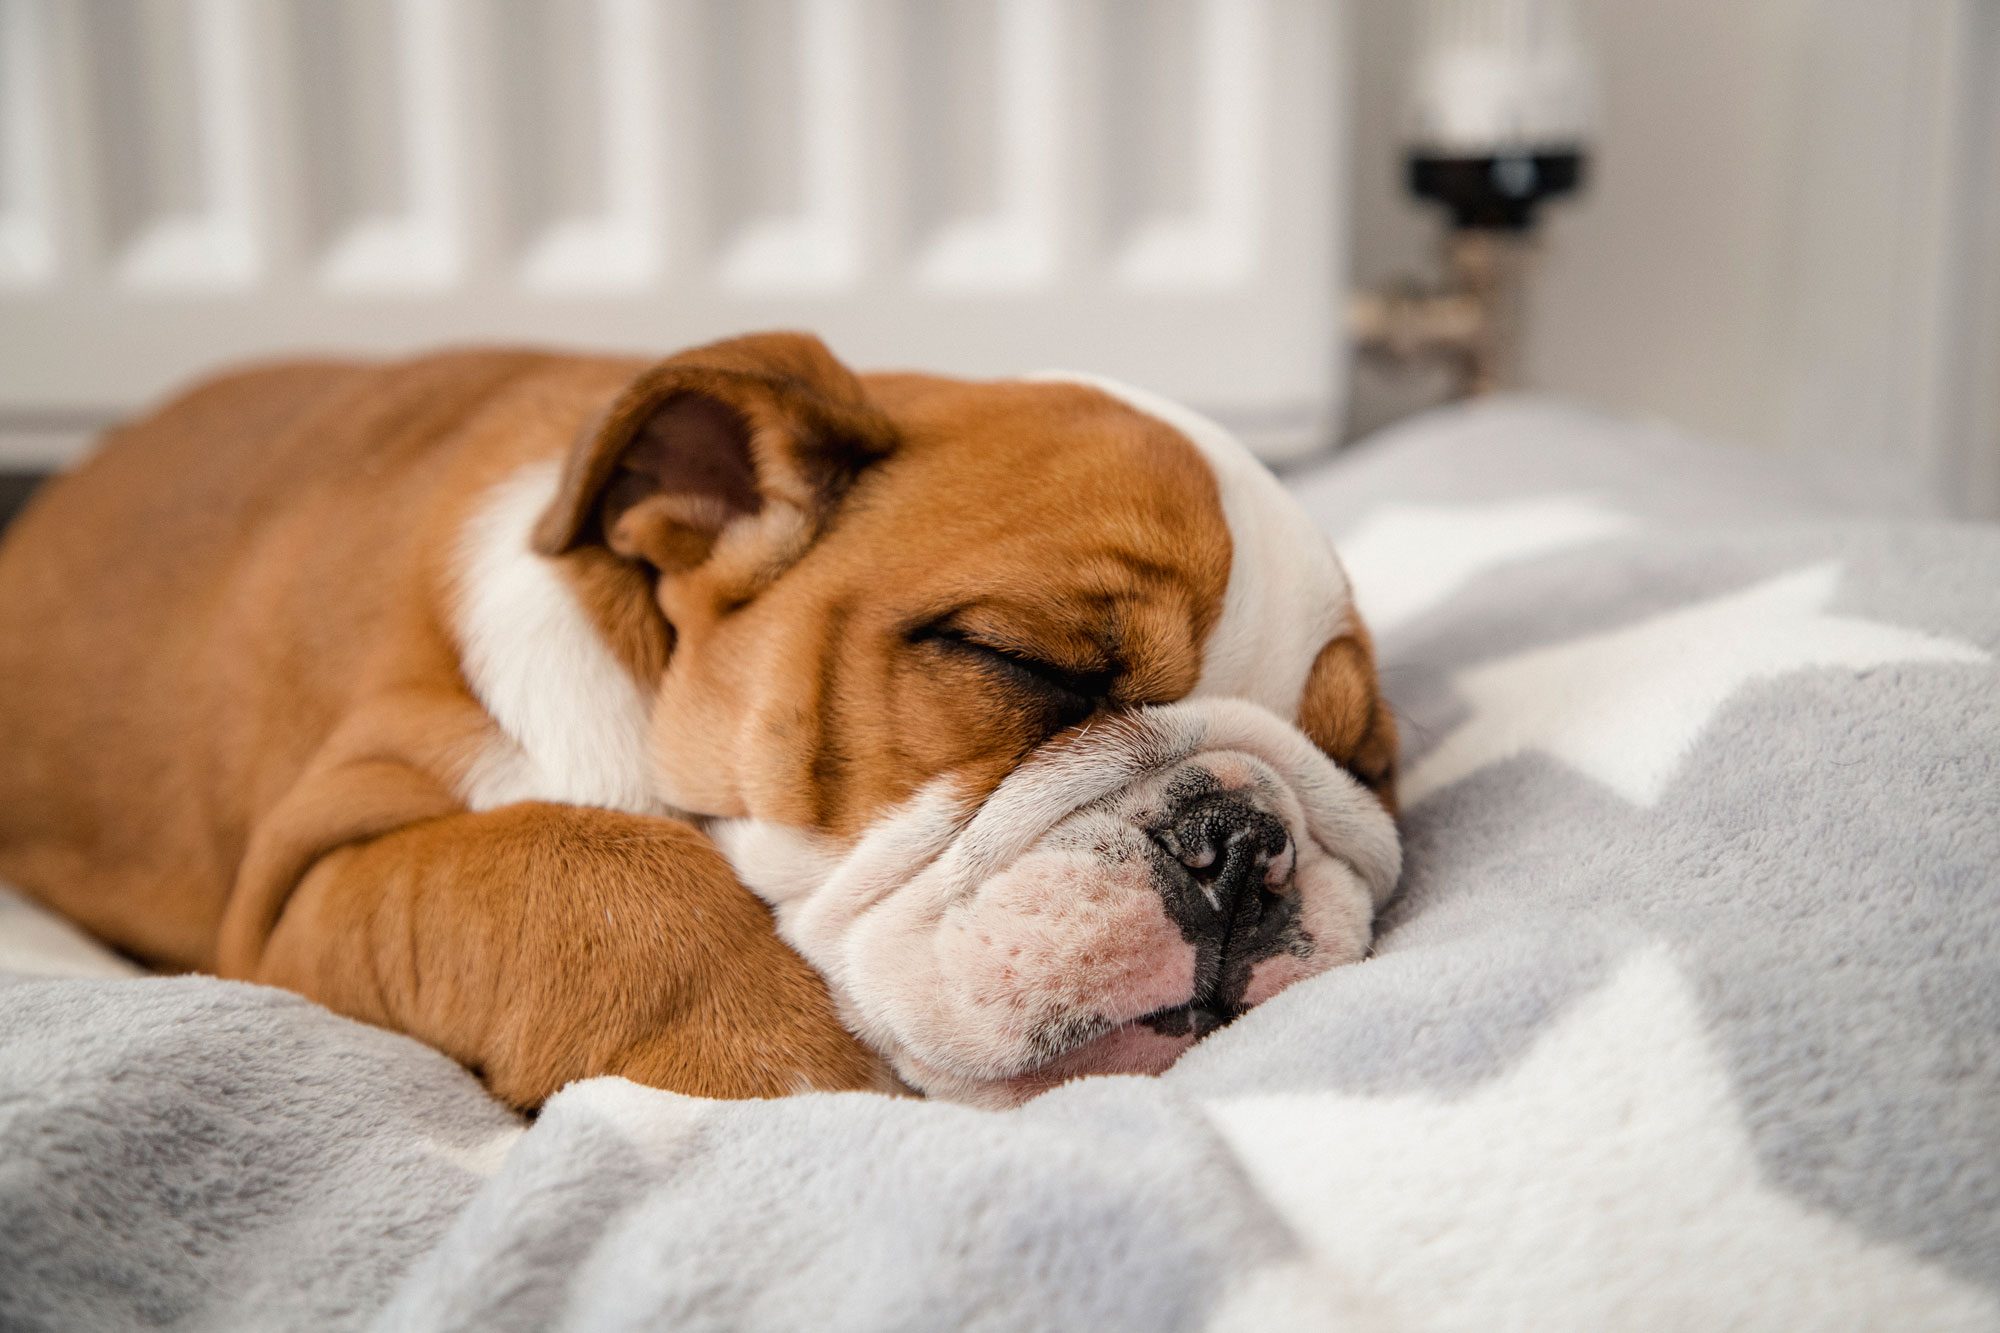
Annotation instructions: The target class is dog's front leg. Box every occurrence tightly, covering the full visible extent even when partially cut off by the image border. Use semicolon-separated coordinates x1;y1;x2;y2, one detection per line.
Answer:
220;782;882;1108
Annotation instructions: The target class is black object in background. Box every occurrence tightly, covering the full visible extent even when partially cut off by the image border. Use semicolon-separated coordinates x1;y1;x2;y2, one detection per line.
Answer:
1408;148;1585;231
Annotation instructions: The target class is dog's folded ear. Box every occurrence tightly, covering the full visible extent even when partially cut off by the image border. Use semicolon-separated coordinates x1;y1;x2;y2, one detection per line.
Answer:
534;331;895;610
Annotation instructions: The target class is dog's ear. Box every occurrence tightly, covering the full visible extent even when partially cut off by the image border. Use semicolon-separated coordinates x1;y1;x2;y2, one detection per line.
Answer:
534;332;895;615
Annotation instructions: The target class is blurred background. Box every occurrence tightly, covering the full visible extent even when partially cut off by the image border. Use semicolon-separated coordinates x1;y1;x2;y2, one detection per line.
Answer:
1349;0;2000;518
0;0;1995;515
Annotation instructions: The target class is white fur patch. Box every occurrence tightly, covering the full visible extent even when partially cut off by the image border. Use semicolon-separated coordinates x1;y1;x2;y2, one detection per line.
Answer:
707;817;849;909
1028;372;1352;715
452;461;664;815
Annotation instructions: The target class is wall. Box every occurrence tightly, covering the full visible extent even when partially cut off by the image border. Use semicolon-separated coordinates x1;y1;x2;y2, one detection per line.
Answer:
1346;0;2000;517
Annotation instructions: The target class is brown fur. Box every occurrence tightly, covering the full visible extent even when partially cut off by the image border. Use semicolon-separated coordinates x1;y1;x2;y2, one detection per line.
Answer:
0;333;1389;1108
643;372;1236;837
1298;627;1401;814
0;345;886;1106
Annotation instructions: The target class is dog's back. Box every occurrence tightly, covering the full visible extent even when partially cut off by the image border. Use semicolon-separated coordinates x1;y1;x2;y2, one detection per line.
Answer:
0;351;563;967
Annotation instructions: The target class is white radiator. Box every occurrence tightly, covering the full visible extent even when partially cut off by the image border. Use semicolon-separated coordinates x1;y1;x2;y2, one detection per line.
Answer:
0;0;1347;466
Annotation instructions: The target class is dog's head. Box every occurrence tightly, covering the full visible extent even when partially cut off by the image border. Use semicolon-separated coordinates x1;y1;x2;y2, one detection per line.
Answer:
533;332;1399;1104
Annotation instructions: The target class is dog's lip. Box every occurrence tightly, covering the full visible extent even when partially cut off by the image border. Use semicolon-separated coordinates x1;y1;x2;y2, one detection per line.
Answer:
1137;999;1242;1039
995;1015;1204;1101
978;997;1247;1104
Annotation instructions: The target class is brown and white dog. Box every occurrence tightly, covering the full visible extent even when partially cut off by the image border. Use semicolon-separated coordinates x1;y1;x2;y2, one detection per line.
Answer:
0;333;1399;1109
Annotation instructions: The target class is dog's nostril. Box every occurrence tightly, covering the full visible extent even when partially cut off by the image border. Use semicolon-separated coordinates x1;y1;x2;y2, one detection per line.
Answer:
1151;824;1217;873
1159;793;1292;908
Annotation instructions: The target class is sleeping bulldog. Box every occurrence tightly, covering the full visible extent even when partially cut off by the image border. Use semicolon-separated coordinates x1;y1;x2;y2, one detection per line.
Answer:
0;333;1399;1108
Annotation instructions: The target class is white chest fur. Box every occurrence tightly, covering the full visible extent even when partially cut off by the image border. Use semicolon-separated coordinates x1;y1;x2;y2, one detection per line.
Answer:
452;461;664;815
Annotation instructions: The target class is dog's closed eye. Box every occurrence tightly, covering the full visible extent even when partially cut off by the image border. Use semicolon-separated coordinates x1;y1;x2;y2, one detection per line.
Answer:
913;623;1112;730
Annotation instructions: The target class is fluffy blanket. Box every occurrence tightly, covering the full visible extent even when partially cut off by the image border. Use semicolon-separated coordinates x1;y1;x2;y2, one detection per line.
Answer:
3;399;1996;1330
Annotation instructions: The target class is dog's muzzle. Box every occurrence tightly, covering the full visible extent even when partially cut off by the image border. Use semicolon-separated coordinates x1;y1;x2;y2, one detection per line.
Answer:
713;698;1401;1106
1145;786;1297;1035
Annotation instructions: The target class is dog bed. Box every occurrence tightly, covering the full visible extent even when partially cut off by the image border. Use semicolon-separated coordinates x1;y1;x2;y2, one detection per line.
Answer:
3;397;1996;1329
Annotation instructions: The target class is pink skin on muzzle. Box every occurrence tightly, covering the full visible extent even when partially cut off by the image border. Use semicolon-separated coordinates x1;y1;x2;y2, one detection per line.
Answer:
713;698;1402;1107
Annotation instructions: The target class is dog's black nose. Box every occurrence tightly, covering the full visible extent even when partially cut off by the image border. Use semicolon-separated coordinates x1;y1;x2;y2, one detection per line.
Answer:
1153;791;1292;943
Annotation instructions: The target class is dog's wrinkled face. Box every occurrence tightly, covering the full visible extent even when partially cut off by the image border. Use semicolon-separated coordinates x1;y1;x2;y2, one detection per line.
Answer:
536;334;1400;1104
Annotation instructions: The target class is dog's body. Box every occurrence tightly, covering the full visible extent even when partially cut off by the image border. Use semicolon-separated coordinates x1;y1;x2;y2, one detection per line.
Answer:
0;335;1398;1107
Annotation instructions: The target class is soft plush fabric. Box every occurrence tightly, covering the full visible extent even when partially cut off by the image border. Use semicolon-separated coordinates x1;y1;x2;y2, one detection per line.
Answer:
3;397;1996;1330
